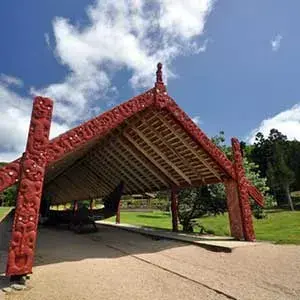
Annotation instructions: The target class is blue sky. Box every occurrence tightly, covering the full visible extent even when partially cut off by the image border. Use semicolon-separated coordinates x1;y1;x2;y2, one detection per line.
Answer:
1;0;300;162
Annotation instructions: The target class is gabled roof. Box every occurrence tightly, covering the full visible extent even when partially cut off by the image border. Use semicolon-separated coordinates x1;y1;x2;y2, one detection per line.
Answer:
0;64;263;206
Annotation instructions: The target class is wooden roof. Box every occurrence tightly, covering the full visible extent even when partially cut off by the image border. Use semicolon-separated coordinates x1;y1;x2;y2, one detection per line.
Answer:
0;64;263;206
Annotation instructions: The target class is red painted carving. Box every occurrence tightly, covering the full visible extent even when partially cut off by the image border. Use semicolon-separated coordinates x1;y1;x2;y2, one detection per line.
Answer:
162;94;236;179
6;97;53;276
156;62;163;84
158;93;264;207
46;89;154;163
0;159;21;192
224;178;244;240
248;184;264;207
231;138;255;242
0;63;264;211
170;187;179;232
0;90;155;192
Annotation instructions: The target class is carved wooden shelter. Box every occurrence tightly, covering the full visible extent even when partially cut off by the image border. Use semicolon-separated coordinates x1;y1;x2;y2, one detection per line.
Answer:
0;63;263;278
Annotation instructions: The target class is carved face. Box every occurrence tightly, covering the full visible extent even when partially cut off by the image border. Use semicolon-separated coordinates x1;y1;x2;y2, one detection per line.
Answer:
33;98;53;119
15;207;37;227
22;159;44;182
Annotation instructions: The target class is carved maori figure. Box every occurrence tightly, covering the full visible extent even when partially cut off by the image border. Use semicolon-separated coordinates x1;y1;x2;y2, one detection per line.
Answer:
6;97;53;276
231;138;255;241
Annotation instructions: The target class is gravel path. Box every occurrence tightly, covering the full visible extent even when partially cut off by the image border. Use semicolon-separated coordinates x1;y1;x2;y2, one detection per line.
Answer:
3;225;300;300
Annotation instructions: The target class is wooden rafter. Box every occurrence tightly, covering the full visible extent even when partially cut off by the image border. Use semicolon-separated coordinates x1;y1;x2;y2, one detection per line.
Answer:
93;151;139;194
117;138;169;188
115;141;161;190
139;113;206;183
76;166;110;197
109;143;155;191
64;163;101;198
129;127;192;184
101;148;145;193
156;113;222;181
83;162;116;193
85;158;122;192
123;132;180;186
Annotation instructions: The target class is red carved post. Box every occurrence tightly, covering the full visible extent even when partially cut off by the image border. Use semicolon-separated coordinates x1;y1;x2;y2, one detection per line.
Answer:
224;178;244;240
6;97;53;277
170;187;179;232
89;199;94;211
73;200;78;215
231;138;255;241
116;201;121;224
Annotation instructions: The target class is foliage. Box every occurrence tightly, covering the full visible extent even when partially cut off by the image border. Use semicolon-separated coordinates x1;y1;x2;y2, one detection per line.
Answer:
178;187;207;232
250;129;296;210
0;162;17;207
120;198;169;210
0;185;17;207
243;157;274;218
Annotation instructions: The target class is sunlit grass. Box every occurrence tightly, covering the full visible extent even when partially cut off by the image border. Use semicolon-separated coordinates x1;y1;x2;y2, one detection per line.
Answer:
107;210;300;244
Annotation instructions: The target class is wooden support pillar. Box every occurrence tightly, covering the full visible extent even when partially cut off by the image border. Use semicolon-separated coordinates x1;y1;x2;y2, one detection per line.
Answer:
231;138;255;241
89;199;94;211
115;201;121;224
73;200;78;215
224;178;244;240
6;97;53;277
170;187;179;232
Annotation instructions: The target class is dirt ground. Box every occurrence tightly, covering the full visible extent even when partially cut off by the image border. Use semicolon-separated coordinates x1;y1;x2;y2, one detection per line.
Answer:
1;225;300;300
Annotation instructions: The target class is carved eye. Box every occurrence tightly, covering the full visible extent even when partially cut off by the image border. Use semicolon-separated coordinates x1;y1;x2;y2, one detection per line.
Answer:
18;217;23;221
29;216;34;221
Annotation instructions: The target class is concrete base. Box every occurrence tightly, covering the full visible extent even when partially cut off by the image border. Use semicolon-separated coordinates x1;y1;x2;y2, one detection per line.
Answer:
97;221;264;252
0;209;14;251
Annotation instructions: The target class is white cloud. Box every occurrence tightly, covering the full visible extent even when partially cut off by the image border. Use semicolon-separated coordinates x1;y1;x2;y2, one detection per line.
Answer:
44;33;51;48
192;116;202;126
32;0;214;125
0;82;68;162
1;0;214;161
246;104;300;144
271;34;282;52
0;74;23;88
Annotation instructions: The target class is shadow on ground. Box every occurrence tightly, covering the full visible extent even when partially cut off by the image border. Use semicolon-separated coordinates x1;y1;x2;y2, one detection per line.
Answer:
0;222;193;277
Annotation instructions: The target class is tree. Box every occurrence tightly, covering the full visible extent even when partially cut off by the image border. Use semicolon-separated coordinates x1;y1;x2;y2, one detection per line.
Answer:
177;131;274;232
266;143;295;210
250;129;295;210
0;162;17;207
178;187;207;232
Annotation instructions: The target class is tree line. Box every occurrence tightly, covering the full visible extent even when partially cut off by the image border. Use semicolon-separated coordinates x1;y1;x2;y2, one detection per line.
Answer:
178;128;299;232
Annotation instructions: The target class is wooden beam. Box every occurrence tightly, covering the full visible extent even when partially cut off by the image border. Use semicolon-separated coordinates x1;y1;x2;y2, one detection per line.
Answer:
108;143;154;191
129;127;192;185
93;151;138;194
69;163;101;195
156;113;222;181
116;140;160;189
139;113;205;183
83;162;116;194
117;138;168;188
123;132;180;186
100;148;146;193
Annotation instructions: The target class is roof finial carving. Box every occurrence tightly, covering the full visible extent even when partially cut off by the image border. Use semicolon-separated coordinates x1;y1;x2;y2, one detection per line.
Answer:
156;62;163;84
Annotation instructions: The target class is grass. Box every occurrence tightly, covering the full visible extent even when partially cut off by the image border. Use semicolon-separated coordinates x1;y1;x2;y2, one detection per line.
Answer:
108;211;174;230
0;207;12;222
107;210;300;244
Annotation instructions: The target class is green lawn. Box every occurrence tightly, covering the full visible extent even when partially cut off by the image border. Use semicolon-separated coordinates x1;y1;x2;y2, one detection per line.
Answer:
107;210;300;244
0;207;12;221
